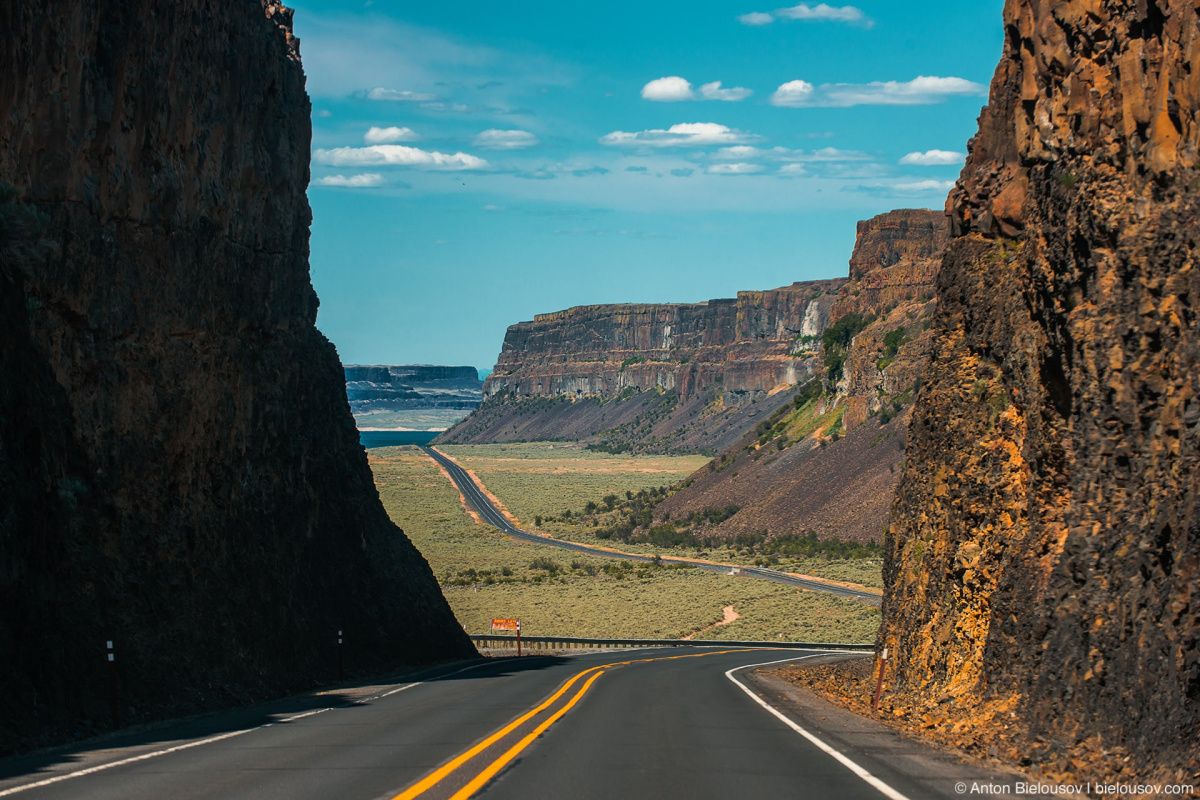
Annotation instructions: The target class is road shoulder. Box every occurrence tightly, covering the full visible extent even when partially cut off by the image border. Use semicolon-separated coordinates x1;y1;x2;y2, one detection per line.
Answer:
742;655;1034;800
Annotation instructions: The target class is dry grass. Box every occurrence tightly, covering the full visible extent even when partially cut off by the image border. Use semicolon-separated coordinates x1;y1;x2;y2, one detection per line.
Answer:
368;445;878;643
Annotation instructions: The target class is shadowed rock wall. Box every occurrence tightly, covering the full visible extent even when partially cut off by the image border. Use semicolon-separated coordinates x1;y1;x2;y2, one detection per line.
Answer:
0;0;473;753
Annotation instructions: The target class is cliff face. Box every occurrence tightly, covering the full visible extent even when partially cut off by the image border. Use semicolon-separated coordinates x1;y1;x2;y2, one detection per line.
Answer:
0;0;472;752
830;209;947;428
440;279;845;453
882;0;1199;780
646;210;946;545
484;279;845;402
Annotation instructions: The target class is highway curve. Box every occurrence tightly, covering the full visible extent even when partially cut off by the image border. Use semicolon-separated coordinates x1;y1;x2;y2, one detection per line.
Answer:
0;647;1011;800
422;446;883;606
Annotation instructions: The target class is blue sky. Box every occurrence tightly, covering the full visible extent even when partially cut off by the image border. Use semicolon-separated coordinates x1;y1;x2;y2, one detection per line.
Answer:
291;1;1005;370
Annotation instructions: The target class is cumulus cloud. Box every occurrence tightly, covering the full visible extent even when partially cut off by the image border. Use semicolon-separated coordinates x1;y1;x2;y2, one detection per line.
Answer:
364;126;418;144
473;129;540;149
708;163;765;175
699;81;753;102
313;145;487;170
899;149;966;166
771;76;985;107
312;173;384;187
366;87;438;102
778;163;808;176
642;77;752;103
600;122;757;148
738;11;775;25
775;3;870;24
641;76;695;102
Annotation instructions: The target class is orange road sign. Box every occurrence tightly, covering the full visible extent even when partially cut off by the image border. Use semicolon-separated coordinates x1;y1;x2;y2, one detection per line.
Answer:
491;618;521;631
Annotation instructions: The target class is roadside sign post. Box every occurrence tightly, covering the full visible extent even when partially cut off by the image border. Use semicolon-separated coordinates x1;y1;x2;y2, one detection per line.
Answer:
107;640;119;730
491;618;521;656
872;647;888;713
338;630;344;682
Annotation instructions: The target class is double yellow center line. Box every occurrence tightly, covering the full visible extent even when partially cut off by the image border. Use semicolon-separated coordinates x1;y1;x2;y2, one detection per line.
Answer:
392;649;759;800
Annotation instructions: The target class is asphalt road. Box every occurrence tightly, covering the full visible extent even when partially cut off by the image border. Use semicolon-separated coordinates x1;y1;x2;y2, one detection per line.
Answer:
0;648;1003;800
422;446;883;606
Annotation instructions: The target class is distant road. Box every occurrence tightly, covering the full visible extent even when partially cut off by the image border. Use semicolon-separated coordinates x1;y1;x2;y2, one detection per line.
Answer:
0;648;1006;800
421;446;883;606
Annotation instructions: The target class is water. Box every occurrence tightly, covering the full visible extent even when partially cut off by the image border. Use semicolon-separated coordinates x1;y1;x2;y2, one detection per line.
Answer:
358;430;440;449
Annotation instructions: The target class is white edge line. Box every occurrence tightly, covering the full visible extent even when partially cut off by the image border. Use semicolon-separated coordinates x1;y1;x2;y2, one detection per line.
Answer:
0;660;494;797
726;653;913;800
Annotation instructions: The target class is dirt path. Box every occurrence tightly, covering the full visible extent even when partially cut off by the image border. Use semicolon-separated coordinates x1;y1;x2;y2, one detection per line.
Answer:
681;605;739;640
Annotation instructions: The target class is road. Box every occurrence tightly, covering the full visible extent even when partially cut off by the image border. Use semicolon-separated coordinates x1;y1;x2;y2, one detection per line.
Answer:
422;446;883;605
0;647;1007;800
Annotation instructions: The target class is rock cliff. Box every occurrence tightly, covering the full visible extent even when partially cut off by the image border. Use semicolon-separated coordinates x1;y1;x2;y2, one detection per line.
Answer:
646;210;947;545
439;280;845;453
881;0;1199;781
0;0;472;753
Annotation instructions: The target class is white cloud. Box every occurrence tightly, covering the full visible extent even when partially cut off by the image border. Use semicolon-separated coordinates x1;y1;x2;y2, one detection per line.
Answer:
712;145;869;163
778;163;809;176
316;110;333;118
713;146;766;160
707;162;765;175
313;145;487;170
771;75;986;107
899;149;966;166
699;81;753;102
774;3;870;25
738;11;775;25
787;146;870;162
364;126;418;144
366;87;438;102
474;129;540;149
642;77;752;103
600;122;758;148
890;179;957;193
313;173;384;187
642;76;695;102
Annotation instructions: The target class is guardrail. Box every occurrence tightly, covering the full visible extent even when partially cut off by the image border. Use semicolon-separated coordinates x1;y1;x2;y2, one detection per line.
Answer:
469;634;875;652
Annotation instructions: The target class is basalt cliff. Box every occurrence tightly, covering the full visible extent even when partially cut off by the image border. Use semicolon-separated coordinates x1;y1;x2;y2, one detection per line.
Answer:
439;279;846;453
650;209;948;545
0;0;472;753
879;0;1199;782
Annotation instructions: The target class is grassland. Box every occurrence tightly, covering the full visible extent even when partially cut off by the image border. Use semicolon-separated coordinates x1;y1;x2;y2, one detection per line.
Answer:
368;445;878;643
438;443;709;526
439;442;883;590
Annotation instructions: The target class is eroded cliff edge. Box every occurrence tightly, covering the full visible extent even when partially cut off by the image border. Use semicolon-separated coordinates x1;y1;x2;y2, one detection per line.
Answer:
881;0;1198;780
0;0;473;752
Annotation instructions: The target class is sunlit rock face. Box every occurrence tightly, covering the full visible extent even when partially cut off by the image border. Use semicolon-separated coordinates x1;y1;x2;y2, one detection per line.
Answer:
882;0;1199;779
0;0;472;753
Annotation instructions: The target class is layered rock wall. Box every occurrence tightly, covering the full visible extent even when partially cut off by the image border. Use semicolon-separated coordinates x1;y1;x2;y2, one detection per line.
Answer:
882;0;1199;778
0;0;472;752
484;279;846;404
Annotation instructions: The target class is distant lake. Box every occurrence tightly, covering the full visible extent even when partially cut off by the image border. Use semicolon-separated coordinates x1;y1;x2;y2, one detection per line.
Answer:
358;430;440;449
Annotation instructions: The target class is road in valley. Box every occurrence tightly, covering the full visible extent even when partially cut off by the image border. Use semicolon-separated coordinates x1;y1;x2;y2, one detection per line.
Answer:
421;445;883;606
0;647;1010;800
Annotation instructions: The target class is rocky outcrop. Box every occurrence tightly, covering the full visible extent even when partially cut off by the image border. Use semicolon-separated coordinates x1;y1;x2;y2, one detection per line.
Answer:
439;279;845;453
881;0;1199;782
0;0;472;753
